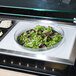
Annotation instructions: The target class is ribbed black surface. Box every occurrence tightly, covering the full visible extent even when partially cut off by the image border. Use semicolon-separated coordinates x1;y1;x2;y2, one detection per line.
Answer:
0;53;75;76
0;7;76;22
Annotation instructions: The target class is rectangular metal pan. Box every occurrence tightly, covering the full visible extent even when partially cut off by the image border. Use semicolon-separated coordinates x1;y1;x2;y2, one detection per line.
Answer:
0;19;76;65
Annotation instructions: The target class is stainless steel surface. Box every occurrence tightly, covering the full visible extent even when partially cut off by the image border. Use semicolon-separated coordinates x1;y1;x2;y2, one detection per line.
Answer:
0;19;76;65
0;48;75;65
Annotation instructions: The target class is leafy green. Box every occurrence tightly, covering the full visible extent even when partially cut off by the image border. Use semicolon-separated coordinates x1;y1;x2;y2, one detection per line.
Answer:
17;25;63;49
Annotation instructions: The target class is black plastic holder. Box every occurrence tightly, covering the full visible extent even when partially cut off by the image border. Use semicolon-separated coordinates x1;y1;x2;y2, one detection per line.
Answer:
0;53;71;76
0;20;16;41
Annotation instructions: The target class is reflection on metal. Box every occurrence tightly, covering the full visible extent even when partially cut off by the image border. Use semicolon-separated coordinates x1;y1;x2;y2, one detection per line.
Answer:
3;59;6;63
27;64;29;67
36;54;47;60
43;67;46;70
52;68;55;72
62;0;71;4
73;18;76;23
19;62;21;66
11;61;13;64
40;20;53;24
35;65;37;69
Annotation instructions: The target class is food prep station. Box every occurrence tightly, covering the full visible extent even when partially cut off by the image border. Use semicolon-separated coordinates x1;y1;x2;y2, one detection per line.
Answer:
0;0;76;76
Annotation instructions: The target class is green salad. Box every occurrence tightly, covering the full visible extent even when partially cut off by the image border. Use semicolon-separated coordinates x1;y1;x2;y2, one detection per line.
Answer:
17;25;63;49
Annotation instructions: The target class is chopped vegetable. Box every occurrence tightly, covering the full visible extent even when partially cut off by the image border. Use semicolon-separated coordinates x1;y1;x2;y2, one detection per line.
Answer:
0;30;3;36
0;20;12;28
17;25;63;49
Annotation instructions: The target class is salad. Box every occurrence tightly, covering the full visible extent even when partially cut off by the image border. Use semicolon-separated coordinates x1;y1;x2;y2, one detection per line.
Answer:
17;25;63;49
